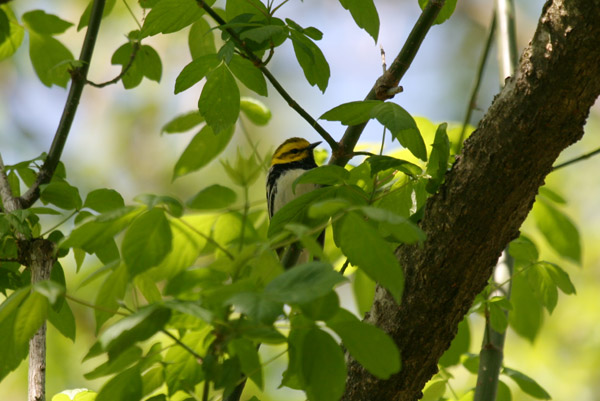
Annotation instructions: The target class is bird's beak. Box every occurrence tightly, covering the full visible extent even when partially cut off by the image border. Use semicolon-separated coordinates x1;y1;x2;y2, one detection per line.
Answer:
308;141;322;150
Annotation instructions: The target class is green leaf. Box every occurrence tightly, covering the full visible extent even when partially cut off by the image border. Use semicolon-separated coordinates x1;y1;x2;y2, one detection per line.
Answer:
122;208;173;276
538;186;566;204
0;287;29;326
301;328;346;401
488;300;508;333
422;379;447;401
360;206;426;244
33;280;65;305
29;31;73;87
141;0;205;37
229;54;268;96
320;100;382;126
84;189;125;213
48;301;76;342
439;317;470;367
134;194;184;217
14;291;49;346
187;184;237;210
164;329;208;394
240;97;272;126
153;214;213;280
294;165;349;191
40;181;82;210
503;367;551;399
78;0;116;31
497;380;512;401
229;338;263;389
372;102;426;161
198;63;240;134
338;0;380;42
62;207;142;254
298;291;339;321
139;45;162;82
326;309;400;378
0;6;25;61
99;305;171;358
96;366;143;401
162;110;204;134
366;155;422;178
526;264;558;314
0;304;29;381
111;42;142;89
268;186;361;238
95;264;129;331
189;17;216;59
540;262;576;295
509;271;543;342
173;124;235;179
174;54;219;94
85;346;142;380
418;0;458;25
22;10;73;35
290;30;330;93
265;262;346;304
425;123;450;193
338;212;404;303
227;292;283;325
533;199;581;264
353;269;375;316
508;235;538;264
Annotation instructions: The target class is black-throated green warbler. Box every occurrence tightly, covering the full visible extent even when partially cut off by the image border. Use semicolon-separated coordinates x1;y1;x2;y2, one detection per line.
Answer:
266;137;321;219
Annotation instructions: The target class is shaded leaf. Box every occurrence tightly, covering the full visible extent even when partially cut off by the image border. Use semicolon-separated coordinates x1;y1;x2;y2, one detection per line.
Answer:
173;124;235;178
503;367;551;399
326;309;400;378
198;63;240;134
534;199;581;265
141;0;205;37
84;189;125;213
29;32;73;87
187;184;237;210
301;328;346;401
161;111;205;134
122;208;173;276
290;30;330;93
174;54;219;94
22;10;73;35
339;0;380;42
320;100;381;126
229;54;268;96
372;102;426;161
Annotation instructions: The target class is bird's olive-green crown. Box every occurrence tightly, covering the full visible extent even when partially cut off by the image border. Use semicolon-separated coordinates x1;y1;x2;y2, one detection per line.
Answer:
270;137;320;166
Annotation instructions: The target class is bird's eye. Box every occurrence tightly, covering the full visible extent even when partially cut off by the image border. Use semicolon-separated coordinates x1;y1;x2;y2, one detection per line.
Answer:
291;149;300;154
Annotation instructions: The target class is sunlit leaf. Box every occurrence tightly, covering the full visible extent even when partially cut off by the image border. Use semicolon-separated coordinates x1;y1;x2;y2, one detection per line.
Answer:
338;0;380;42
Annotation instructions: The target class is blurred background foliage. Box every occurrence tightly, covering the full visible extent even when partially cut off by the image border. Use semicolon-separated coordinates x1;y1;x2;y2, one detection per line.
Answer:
1;0;599;400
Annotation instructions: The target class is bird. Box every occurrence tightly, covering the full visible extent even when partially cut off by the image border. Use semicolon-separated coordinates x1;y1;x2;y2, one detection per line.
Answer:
266;137;321;219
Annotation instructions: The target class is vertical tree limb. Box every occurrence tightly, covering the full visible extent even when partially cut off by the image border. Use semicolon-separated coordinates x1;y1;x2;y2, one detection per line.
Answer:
27;240;55;401
18;0;107;209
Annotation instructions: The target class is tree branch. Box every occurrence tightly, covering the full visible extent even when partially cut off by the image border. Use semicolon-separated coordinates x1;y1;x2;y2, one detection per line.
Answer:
18;0;107;209
87;41;141;88
197;0;338;151
342;0;600;400
329;0;446;167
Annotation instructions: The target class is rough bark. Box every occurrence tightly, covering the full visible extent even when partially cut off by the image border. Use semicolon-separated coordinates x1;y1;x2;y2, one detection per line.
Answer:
27;239;55;401
342;0;600;400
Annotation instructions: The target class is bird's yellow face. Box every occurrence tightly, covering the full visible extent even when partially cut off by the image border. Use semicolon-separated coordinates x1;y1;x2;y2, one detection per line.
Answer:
270;137;321;166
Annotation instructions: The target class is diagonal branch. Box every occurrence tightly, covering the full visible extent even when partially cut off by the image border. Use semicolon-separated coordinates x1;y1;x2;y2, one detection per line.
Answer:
342;0;600;400
18;0;107;209
329;0;446;167
197;0;338;150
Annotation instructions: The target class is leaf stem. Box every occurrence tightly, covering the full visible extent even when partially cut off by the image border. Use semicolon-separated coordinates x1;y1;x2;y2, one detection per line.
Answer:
19;0;107;208
87;41;141;88
552;146;600;171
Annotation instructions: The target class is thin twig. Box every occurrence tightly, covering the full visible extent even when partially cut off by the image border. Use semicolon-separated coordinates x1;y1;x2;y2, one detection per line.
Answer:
552;146;600;171
18;0;107;209
456;14;496;154
329;0;446;167
87;41;141;88
339;259;350;275
196;0;339;151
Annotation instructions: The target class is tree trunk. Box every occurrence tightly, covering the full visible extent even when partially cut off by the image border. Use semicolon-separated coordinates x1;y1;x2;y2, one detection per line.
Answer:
28;240;54;401
342;0;600;400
